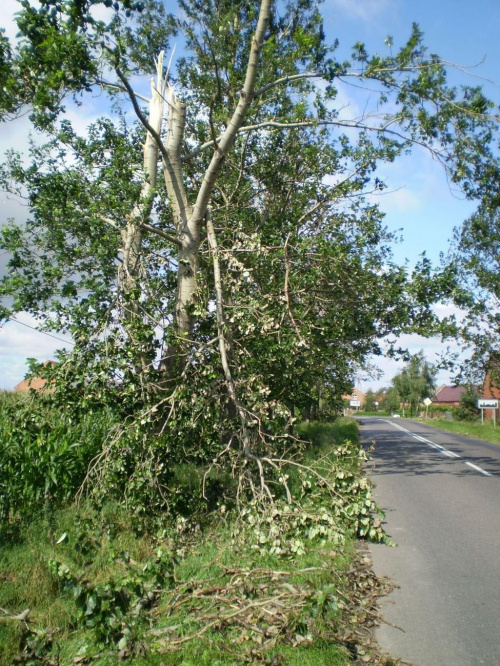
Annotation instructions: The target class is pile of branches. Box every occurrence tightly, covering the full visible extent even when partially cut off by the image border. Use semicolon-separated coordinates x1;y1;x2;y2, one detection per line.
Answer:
149;549;400;664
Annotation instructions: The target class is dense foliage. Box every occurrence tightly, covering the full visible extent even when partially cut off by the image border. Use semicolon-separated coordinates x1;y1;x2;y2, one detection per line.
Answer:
1;0;499;523
449;201;500;386
455;384;481;421
388;351;437;416
0;392;113;533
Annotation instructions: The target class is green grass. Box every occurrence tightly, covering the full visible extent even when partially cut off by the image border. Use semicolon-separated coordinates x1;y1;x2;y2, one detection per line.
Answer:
0;416;387;664
0;505;355;666
296;417;359;449
416;417;500;446
0;503;158;666
355;410;390;417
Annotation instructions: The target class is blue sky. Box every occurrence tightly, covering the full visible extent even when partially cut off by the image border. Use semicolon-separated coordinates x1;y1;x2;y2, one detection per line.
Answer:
324;0;500;390
1;0;499;390
323;0;500;267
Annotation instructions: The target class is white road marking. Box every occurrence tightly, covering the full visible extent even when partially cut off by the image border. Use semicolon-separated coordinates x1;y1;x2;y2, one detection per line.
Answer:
465;461;493;477
382;419;493;477
444;449;461;459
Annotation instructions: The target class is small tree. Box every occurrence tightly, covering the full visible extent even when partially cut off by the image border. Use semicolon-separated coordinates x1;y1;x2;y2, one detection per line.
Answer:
456;384;480;421
383;387;401;414
450;202;500;383
391;351;437;416
364;389;377;412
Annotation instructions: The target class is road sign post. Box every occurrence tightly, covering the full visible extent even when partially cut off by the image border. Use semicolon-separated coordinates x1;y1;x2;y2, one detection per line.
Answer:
477;399;499;425
423;397;432;420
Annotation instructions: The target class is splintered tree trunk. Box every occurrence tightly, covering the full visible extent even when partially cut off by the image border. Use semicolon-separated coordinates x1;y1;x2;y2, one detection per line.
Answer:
161;92;197;342
119;53;165;315
176;220;199;338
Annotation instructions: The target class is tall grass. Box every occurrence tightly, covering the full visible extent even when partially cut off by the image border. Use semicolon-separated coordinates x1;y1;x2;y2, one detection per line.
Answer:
296;418;359;449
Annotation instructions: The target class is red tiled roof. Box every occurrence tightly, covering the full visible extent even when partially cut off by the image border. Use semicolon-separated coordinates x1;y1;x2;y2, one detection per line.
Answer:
14;376;50;392
14;361;56;393
433;386;467;403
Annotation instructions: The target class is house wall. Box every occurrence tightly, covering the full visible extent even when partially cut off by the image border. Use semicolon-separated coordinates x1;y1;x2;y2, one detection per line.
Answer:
482;373;500;419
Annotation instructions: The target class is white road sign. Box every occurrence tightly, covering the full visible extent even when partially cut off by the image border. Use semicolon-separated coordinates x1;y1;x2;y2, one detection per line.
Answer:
477;399;499;409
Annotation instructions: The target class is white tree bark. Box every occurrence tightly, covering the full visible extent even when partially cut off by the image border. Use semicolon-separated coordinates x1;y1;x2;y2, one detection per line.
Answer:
120;53;165;298
117;0;272;369
166;0;272;343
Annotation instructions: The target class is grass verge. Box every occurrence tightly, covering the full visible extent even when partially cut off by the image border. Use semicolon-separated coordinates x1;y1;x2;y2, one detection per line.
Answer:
0;418;393;664
413;417;500;446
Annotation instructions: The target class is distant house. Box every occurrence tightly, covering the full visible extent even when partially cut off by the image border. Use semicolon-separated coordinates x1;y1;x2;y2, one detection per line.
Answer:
14;361;56;393
432;385;468;407
343;387;365;408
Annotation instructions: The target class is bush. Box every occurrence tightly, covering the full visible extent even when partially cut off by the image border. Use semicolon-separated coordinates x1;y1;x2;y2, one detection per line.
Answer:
456;384;481;421
0;392;115;534
0;392;238;536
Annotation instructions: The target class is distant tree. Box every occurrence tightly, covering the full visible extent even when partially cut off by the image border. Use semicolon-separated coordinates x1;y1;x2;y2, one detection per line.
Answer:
383;387;401;414
391;351;437;416
455;384;481;421
374;388;386;407
364;389;377;412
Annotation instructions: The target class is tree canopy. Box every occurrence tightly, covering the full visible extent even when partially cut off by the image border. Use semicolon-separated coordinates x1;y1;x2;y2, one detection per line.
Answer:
449;200;500;386
390;350;437;416
1;0;499;507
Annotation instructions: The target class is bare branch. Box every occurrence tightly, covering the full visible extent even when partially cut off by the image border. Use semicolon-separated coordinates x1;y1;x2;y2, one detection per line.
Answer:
114;65;170;165
94;78;150;103
253;71;321;98
206;211;253;457
189;0;272;225
141;222;182;247
183;114;409;161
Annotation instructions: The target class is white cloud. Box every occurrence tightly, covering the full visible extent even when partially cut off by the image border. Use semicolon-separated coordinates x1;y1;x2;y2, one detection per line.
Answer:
0;313;73;390
327;0;396;23
369;186;421;214
362;303;470;391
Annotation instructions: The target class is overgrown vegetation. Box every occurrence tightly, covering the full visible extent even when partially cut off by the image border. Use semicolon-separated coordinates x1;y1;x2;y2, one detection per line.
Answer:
455;384;481;421
2;0;500;661
0;411;394;664
2;0;499;512
0;392;116;534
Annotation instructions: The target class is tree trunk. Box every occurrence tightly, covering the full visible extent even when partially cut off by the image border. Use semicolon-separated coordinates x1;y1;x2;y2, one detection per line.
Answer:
160;87;197;358
158;0;271;369
119;54;165;312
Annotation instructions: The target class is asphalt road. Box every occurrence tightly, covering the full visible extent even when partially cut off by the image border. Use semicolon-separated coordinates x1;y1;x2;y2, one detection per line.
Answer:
359;417;500;666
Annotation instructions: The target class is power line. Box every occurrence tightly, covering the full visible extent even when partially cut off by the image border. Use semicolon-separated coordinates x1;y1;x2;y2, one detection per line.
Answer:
6;317;75;345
